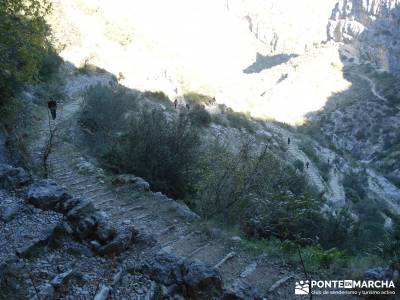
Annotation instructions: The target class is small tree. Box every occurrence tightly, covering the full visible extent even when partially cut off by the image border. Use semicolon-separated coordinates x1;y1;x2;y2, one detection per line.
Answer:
105;108;200;198
194;138;324;242
79;84;138;156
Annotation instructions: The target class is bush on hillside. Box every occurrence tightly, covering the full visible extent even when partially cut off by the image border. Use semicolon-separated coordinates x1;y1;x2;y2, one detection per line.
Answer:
103;108;200;198
79;84;138;156
293;159;305;172
193;139;324;242
39;48;63;81
143;90;171;106
343;171;367;203
184;92;213;106
188;104;212;127
225;108;256;133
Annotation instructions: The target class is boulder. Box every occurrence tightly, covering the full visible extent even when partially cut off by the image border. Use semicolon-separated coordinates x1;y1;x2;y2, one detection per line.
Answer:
66;198;95;221
364;267;393;280
75;215;98;239
0;199;21;223
98;226;138;255
139;251;223;299
26;180;71;210
94;285;111;300
139;250;185;286
51;269;75;288
182;260;223;299
95;220;117;243
230;236;242;243
0;164;32;190
173;202;201;222
113;174;150;192
223;278;260;300
166;201;200;222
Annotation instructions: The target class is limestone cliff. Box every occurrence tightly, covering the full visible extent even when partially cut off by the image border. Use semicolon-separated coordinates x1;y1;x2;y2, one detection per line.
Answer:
328;0;400;75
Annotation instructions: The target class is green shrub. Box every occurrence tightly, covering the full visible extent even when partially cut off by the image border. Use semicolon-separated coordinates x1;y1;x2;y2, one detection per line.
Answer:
188;104;212;127
143;90;171;106
293;159;305;172
343;171;367;203
376;223;400;264
225;108;255;133
39;48;63;81
241;238;349;272
184;92;213;106
79;84;138;156
104;108;200;198
193;139;323;243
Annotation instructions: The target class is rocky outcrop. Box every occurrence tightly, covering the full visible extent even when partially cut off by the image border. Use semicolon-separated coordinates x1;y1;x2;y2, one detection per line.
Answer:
328;0;400;74
226;0;338;54
136;249;224;299
0;163;32;190
1;163;258;299
25;179;142;256
223;278;261;300
112;174;150;192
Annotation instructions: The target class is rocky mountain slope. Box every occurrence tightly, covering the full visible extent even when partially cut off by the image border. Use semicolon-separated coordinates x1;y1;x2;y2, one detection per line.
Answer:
0;72;318;299
2;0;400;298
43;0;400;237
328;0;400;75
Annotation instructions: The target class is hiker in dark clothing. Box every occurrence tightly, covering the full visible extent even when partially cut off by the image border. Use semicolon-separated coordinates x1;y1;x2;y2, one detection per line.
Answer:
174;98;178;109
186;103;190;110
47;100;57;120
306;161;310;169
287;137;291;145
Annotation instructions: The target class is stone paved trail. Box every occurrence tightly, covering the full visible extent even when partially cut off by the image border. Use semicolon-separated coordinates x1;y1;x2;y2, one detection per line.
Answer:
30;73;359;299
31;73;309;299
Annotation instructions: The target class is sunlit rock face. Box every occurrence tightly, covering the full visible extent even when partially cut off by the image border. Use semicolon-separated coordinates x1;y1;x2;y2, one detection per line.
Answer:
226;0;338;54
48;0;387;123
328;0;400;75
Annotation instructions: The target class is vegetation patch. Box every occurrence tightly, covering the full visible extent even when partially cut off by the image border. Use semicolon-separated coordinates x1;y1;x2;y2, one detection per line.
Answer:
0;0;55;107
225;108;256;133
143;90;171;106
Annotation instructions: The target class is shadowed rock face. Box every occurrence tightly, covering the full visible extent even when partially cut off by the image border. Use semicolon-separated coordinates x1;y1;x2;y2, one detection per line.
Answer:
328;0;400;75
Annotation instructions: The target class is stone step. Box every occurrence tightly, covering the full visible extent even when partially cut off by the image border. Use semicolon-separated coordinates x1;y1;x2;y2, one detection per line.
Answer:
67;179;93;187
95;197;119;207
77;186;101;195
72;183;100;191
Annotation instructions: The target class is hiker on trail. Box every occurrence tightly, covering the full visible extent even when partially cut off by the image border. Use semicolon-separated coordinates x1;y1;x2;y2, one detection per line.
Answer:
287;137;291;145
306;161;310;169
47;99;57;120
174;98;178;109
186;103;190;110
